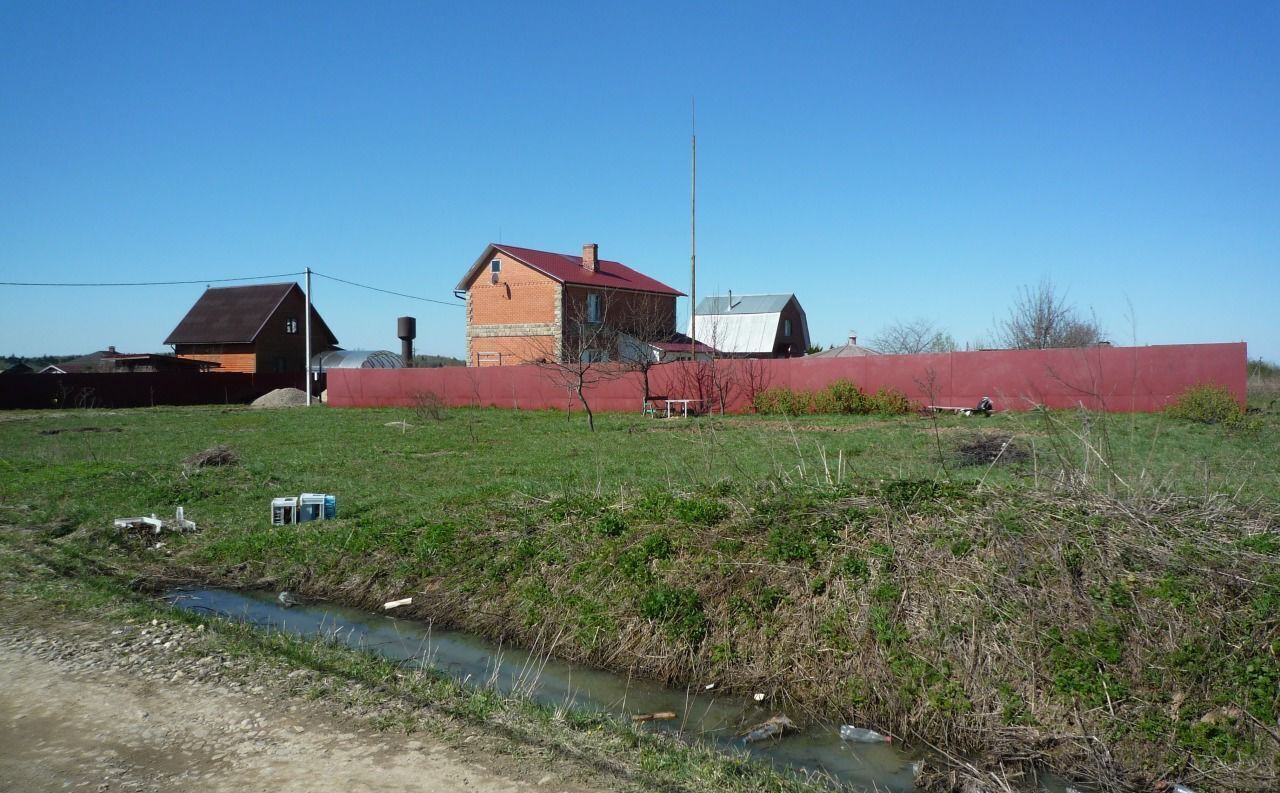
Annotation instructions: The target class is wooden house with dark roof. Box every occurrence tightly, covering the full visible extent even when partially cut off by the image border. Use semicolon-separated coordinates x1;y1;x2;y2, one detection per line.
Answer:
164;283;338;374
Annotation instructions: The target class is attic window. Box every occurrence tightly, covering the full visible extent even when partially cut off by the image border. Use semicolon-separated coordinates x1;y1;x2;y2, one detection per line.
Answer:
783;319;792;338
285;318;299;334
490;259;501;274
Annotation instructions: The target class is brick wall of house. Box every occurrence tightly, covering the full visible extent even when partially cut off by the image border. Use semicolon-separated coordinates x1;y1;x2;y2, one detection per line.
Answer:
561;286;676;337
465;252;562;366
470;335;558;366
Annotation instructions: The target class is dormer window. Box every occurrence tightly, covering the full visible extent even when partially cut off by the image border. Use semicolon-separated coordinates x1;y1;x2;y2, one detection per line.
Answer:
285;318;299;334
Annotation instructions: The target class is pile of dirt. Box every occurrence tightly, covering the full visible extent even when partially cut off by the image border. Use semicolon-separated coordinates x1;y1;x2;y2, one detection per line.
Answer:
251;388;308;408
183;444;239;468
955;435;1029;466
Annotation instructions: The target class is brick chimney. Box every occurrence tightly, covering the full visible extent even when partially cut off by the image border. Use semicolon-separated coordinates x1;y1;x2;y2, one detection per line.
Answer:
582;243;599;272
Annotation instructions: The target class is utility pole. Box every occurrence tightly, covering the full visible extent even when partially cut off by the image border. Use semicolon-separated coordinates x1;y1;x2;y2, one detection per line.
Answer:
304;267;312;407
690;99;697;359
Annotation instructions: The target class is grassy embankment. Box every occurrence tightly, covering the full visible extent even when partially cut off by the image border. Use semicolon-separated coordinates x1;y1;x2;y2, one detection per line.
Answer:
1;400;1278;791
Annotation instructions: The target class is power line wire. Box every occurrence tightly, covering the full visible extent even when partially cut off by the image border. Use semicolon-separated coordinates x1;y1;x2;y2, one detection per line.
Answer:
0;272;305;287
0;268;464;309
311;270;463;308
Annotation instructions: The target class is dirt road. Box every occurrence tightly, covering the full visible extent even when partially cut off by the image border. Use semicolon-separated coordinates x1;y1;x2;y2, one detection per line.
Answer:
0;625;611;793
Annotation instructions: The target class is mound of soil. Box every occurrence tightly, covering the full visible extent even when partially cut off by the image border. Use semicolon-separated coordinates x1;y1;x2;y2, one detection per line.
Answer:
183;444;239;468
956;435;1029;466
251;388;308;408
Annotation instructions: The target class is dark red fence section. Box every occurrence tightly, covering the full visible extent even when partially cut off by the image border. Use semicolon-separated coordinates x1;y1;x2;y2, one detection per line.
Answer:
0;372;319;410
328;343;1246;414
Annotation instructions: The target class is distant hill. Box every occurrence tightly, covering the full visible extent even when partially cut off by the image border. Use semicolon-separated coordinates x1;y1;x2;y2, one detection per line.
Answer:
411;354;465;368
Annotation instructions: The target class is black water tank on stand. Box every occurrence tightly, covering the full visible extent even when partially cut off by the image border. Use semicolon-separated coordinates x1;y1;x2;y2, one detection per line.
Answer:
397;316;416;366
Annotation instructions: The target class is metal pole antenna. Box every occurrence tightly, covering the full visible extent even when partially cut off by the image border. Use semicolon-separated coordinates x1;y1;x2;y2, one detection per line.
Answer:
304;267;312;407
690;99;696;359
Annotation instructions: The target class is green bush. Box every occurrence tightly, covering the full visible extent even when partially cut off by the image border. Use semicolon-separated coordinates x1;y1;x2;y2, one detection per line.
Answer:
1166;384;1245;425
753;386;813;415
865;387;913;415
752;380;913;416
819;379;866;414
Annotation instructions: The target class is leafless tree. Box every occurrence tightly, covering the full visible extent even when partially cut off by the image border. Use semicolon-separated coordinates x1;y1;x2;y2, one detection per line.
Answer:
738;358;774;411
869;319;958;354
996;278;1104;349
531;293;632;432
612;292;682;410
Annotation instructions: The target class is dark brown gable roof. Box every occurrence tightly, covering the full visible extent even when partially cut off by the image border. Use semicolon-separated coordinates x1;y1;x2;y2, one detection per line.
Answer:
164;283;338;346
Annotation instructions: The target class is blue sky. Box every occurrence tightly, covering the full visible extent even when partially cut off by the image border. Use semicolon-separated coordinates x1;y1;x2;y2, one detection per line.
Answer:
2;1;1277;361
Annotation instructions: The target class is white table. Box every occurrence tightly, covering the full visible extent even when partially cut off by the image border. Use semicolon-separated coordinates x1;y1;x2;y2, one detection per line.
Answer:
664;399;700;418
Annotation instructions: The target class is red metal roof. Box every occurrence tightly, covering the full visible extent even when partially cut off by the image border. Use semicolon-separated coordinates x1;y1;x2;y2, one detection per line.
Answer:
649;332;718;355
463;244;683;296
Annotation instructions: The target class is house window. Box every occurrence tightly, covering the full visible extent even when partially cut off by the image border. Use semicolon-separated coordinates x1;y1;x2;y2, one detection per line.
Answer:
783;319;792;337
582;349;609;363
586;293;602;324
285;318;299;334
490;259;501;274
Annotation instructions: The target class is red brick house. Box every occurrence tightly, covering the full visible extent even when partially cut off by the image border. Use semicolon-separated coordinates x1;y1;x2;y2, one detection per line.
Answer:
165;282;338;374
455;243;684;366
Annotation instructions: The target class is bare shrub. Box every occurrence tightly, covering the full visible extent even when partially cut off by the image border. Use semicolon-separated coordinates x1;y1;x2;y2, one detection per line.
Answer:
409;390;448;421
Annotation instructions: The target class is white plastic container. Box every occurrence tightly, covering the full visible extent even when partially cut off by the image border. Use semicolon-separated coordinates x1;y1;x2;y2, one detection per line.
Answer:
271;497;298;525
298;493;329;522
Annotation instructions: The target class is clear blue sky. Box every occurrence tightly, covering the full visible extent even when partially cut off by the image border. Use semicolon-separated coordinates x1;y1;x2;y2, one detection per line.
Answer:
2;1;1277;361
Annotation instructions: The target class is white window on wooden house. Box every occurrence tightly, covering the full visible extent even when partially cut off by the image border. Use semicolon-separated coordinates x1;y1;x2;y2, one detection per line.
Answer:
782;318;792;337
285;318;299;334
586;293;603;324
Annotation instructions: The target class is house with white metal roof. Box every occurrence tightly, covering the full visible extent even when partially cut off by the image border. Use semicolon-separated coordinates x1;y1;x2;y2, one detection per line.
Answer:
688;293;809;358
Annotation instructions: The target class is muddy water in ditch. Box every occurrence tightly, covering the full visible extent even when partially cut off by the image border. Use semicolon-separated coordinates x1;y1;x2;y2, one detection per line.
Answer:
166;588;922;790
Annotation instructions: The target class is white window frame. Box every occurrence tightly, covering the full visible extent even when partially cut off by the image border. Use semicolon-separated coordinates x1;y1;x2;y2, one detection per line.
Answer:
490;259;501;274
285;318;299;334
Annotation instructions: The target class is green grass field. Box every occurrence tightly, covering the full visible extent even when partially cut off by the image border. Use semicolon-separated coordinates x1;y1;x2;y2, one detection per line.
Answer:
1;402;1278;792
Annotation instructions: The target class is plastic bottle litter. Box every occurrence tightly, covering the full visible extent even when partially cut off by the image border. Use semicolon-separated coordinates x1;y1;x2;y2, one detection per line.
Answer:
278;591;300;608
839;725;892;743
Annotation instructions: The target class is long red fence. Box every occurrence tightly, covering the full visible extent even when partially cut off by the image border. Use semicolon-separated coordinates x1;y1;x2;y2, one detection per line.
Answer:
328;342;1246;414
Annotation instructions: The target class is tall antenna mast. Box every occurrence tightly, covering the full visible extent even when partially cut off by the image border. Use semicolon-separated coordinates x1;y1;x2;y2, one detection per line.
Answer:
690;98;697;359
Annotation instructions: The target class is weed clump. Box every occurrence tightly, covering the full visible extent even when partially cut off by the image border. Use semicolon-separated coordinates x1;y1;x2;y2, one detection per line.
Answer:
639;584;706;642
182;444;239;468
